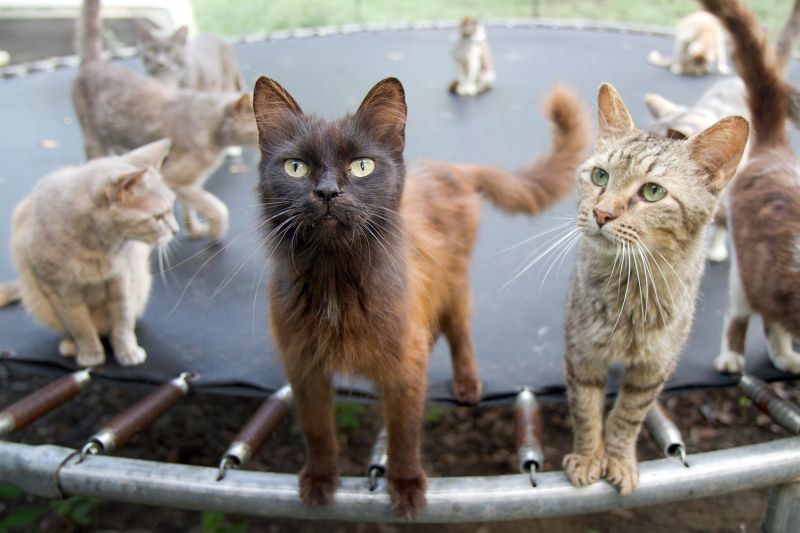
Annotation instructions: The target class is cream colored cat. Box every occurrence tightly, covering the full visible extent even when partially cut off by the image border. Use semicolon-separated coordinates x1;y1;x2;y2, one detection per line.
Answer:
7;140;177;367
449;17;496;96
648;11;730;76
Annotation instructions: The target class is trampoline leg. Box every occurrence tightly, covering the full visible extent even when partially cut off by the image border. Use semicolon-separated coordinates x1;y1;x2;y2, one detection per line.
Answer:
765;482;800;533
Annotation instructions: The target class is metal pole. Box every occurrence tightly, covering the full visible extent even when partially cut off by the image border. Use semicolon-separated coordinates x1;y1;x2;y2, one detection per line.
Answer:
366;427;388;491
644;401;688;466
739;374;800;435
765;482;800;533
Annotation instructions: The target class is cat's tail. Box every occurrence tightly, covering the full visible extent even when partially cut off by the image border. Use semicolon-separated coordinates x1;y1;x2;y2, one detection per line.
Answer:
700;0;789;149
0;281;21;307
647;50;673;68
77;0;102;65
454;84;590;215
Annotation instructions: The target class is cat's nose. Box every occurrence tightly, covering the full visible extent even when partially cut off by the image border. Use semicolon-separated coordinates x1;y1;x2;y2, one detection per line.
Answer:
315;182;339;202
593;207;617;227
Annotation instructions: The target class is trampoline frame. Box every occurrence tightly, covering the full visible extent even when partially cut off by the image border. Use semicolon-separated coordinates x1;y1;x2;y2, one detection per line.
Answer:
2;18;800;530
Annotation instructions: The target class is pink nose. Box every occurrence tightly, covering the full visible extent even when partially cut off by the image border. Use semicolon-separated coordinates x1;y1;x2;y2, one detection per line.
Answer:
593;207;617;227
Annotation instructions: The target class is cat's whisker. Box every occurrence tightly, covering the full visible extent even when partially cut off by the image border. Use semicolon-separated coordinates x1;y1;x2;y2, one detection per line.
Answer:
608;241;632;343
629;241;646;329
502;227;580;293
251;260;270;344
205;235;271;312
493;220;574;256
640;241;677;312
537;230;580;295
655;249;690;297
636;241;666;326
606;241;623;289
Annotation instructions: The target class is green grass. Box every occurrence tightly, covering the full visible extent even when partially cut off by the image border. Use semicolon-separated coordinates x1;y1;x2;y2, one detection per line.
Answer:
191;0;794;37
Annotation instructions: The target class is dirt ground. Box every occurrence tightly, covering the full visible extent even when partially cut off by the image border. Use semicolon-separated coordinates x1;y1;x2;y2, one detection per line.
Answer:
0;363;796;533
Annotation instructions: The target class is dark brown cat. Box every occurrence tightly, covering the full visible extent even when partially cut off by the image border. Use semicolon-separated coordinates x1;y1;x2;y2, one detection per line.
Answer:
701;0;800;375
253;77;589;517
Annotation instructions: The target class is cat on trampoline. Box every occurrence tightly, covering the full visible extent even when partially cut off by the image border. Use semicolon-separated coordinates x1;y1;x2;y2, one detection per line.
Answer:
563;84;747;495
648;10;731;76
644;0;800;263
73;0;257;241
702;0;800;375
449;16;496;96
2;140;176;368
253;76;589;516
134;21;246;158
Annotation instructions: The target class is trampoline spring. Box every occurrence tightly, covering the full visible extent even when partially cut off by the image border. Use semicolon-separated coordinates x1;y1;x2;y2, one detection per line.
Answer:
739;374;800;435
644;401;688;467
515;387;544;487
366;427;388;491
0;369;92;437
77;372;193;463
216;384;293;481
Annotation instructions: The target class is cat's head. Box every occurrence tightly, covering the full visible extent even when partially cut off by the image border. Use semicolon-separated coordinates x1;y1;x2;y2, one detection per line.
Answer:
217;93;259;148
459;17;483;38
576;83;748;256
253;76;407;248
644;93;716;140
92;139;178;245
135;22;188;88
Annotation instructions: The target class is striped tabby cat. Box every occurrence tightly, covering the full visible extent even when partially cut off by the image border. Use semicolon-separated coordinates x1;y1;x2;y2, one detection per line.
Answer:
563;83;748;494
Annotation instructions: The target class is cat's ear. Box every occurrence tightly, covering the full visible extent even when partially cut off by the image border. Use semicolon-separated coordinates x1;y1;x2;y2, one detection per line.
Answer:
644;93;684;119
108;169;148;203
597;83;635;137
687;115;749;194
354;77;407;153
134;20;155;43
252;76;303;135
230;93;253;116
666;128;688;140
125;138;171;171
171;26;189;45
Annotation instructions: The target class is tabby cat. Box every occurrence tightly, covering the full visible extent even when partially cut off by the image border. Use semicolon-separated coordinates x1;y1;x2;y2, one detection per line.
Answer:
648;11;730;75
701;0;800;375
563;84;747;494
73;0;257;241
449;17;496;96
6;140;176;367
254;76;589;516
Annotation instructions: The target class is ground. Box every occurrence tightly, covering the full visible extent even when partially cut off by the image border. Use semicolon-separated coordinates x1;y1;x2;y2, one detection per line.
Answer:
0;363;796;532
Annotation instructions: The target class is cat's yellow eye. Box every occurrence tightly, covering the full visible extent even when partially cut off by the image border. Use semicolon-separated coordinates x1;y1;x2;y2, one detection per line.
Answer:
349;158;375;178
641;182;668;202
283;159;309;178
591;167;609;187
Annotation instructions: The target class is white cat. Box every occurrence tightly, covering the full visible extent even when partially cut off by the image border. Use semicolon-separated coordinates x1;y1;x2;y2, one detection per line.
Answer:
450;17;496;96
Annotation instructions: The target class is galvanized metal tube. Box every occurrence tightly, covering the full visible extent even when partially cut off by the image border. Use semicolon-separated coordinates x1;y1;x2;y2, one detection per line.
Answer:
0;369;91;436
739;375;800;435
366;427;388;491
216;384;292;481
644;402;687;466
515;388;544;486
765;482;800;533
0;437;780;522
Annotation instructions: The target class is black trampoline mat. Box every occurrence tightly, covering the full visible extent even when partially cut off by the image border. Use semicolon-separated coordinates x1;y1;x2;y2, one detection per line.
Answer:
1;26;798;403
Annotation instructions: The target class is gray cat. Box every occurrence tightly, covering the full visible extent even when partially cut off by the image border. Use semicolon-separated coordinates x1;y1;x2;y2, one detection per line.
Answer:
73;0;258;240
7;140;177;367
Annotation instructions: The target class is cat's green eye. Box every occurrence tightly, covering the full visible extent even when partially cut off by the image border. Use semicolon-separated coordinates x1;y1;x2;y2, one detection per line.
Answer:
349;158;375;178
283;159;309;178
641;182;668;202
591;167;609;187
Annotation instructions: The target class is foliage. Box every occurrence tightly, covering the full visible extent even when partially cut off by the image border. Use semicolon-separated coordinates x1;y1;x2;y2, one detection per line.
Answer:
201;510;250;533
335;402;368;431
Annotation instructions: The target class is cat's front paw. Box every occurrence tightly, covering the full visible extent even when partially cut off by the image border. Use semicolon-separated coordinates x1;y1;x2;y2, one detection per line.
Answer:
58;338;77;357
771;351;800;374
452;374;482;405
605;452;639;495
299;468;338;507
114;344;147;366
76;349;105;367
715;350;744;374
208;211;229;241
563;448;606;487
186;222;210;240
388;473;427;519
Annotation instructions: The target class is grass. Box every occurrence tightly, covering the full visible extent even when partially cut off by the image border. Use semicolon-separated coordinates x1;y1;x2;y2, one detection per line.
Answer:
191;0;794;37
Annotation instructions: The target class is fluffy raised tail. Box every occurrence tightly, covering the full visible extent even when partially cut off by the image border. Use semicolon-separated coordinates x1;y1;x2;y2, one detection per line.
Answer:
647;50;674;68
455;84;590;214
0;281;21;307
700;0;789;149
77;0;102;65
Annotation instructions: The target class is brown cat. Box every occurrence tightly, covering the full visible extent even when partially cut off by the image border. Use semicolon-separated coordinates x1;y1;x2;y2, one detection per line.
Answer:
701;0;800;375
72;0;258;241
563;84;747;494
254;76;589;516
648;11;731;75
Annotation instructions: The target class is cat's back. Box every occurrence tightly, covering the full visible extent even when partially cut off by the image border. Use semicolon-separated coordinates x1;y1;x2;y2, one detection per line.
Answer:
186;33;242;91
696;78;748;118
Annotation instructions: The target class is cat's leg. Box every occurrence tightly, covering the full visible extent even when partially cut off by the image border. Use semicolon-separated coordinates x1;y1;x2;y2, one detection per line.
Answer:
177;187;229;241
604;361;671;495
71;88;107;159
290;367;339;507
706;202;728;262
380;364;428;518
42;286;105;366
106;274;147;367
765;321;800;374
442;290;482;404
58;338;77;357
563;356;608;488
715;256;750;373
179;200;209;239
458;52;481;96
670;38;686;74
715;33;732;75
225;146;243;158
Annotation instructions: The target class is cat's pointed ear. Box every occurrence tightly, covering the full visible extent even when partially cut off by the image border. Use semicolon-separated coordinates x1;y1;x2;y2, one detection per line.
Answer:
171;26;189;45
598;83;635;136
126;138;171;171
354;77;407;153
134;20;155;43
233;93;252;116
644;93;684;119
687;115;749;194
252;77;303;137
108;169;148;203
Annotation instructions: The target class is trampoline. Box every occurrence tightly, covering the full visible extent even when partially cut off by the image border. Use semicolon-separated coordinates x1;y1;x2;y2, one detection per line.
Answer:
2;19;800;527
